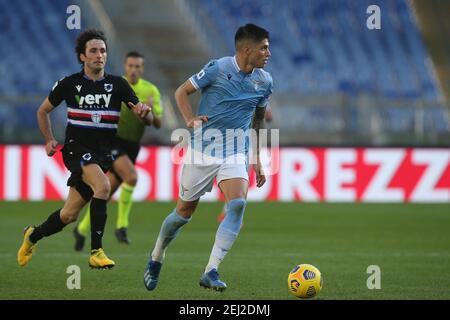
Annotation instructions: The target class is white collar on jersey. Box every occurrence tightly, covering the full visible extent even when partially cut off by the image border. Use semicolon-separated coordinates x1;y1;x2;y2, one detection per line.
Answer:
232;55;256;75
232;56;240;72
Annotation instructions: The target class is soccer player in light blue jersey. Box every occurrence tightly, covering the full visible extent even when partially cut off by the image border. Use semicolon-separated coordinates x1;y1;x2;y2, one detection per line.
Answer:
144;23;273;292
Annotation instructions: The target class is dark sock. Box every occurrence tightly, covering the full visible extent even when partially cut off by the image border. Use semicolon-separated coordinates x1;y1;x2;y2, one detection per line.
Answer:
90;197;107;250
29;209;66;243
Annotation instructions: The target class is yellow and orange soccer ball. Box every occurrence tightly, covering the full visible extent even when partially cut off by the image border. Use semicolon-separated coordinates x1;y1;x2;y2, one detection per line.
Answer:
288;264;323;299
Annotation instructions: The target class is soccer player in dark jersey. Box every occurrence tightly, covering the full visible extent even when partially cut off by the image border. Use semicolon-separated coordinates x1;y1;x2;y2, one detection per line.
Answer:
73;51;163;249
17;29;151;269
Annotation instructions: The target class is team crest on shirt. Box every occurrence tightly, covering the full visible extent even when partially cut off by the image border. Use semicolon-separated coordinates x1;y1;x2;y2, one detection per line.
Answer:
253;80;264;91
91;113;102;123
104;83;113;92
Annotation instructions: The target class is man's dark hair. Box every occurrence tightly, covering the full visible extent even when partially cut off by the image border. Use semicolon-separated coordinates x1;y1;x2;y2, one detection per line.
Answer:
234;23;269;48
75;29;107;64
125;51;144;60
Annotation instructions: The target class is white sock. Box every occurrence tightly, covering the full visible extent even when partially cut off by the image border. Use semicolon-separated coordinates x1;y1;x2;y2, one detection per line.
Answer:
205;229;238;273
151;209;190;262
205;198;246;273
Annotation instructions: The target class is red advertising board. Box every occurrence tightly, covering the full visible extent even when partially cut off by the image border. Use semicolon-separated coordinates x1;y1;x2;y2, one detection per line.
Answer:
0;145;448;202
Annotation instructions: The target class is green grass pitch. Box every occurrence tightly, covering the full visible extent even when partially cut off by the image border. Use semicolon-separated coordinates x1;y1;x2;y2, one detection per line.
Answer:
1;201;449;300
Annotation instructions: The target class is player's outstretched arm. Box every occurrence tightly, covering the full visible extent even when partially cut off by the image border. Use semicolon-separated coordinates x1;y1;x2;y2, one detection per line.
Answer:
175;80;208;128
37;98;58;156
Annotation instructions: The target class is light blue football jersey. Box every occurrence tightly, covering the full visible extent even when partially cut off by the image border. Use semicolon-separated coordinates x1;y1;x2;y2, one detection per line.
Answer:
189;56;273;159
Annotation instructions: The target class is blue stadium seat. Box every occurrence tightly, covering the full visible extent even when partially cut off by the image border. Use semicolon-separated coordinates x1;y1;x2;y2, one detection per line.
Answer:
198;0;440;102
0;0;80;95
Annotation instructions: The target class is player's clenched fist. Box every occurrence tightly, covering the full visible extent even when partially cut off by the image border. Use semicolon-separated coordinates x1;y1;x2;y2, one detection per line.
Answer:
187;115;208;128
45;139;58;157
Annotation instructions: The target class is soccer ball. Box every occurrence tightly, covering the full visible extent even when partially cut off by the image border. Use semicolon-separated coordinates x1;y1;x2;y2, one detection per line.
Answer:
287;264;323;299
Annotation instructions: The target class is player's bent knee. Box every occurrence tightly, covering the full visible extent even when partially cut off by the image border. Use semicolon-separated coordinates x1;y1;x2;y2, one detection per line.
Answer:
176;203;196;219
176;207;194;219
176;198;199;219
228;198;247;215
62;216;77;224
93;182;111;199
125;172;138;186
59;210;79;224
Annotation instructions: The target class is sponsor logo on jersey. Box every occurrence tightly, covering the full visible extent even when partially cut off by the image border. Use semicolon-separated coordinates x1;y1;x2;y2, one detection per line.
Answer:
77;94;112;107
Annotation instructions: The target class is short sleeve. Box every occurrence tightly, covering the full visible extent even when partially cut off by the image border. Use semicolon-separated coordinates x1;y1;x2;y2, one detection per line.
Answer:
257;74;273;108
120;77;139;107
189;60;219;90
48;77;67;107
151;85;163;117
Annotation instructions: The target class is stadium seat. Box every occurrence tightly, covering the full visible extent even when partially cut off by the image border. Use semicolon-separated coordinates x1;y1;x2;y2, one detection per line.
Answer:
198;0;440;101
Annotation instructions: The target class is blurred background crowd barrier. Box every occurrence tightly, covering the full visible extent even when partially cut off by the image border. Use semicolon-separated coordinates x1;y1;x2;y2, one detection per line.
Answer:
0;0;449;147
